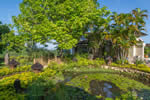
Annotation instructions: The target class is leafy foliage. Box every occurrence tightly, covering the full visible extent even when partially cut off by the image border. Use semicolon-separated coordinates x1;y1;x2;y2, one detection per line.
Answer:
110;8;148;60
13;0;100;50
0;21;10;53
0;65;31;77
1;31;26;52
0;67;56;100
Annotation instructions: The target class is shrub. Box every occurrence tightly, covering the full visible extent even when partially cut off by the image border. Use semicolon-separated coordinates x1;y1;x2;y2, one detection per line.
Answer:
0;65;31;77
27;78;55;99
0;68;57;99
116;59;129;65
48;61;64;71
10;55;32;66
110;62;150;73
134;59;145;66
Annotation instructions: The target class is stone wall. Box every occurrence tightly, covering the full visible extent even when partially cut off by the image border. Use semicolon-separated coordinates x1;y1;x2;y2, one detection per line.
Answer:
102;65;150;86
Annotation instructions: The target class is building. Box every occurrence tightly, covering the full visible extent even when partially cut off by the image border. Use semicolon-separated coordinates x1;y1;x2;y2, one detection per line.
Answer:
128;32;147;63
71;32;147;63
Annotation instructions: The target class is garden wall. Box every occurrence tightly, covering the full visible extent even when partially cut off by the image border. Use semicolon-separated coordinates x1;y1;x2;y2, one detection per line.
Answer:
102;65;150;86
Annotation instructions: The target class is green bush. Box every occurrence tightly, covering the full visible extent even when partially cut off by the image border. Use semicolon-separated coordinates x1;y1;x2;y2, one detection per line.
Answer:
134;59;145;66
0;65;31;77
10;55;32;66
0;72;37;100
72;57;105;68
116;59;129;64
0;68;57;100
27;78;55;100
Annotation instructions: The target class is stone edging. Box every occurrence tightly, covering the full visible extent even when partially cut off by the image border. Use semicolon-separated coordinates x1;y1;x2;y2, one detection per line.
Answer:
102;65;150;85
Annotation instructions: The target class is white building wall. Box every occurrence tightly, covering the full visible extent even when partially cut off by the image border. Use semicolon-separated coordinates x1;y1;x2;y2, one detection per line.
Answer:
128;40;145;63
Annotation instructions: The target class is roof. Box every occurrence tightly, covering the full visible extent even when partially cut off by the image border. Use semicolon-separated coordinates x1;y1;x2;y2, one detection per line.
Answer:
76;40;88;46
135;32;147;37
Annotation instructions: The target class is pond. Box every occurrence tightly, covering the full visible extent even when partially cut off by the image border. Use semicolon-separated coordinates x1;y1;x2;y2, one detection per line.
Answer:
89;80;122;98
64;72;150;99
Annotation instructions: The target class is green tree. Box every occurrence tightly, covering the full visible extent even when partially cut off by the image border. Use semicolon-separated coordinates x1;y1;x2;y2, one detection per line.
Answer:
13;0;99;50
86;6;111;58
1;30;26;52
0;21;10;53
132;8;148;34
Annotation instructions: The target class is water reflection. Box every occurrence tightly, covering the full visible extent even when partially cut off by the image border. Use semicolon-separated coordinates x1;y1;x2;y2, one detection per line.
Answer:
89;80;122;98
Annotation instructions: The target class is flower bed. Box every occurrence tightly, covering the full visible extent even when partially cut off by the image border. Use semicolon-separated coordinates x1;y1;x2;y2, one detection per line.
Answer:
110;63;150;73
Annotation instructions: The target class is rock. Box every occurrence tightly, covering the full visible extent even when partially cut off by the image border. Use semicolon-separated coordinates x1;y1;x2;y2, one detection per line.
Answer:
31;62;43;73
104;66;109;69
72;57;78;62
9;59;19;69
14;79;25;93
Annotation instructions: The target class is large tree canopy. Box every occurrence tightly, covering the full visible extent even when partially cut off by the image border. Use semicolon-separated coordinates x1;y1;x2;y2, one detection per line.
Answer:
0;21;10;41
0;21;10;53
13;0;100;49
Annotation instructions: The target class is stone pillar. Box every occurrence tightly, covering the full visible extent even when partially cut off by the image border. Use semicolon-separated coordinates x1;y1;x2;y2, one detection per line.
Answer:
4;53;9;65
142;43;145;60
133;45;136;57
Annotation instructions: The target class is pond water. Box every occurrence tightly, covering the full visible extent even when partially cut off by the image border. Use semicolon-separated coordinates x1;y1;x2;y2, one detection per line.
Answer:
103;83;113;97
89;80;122;98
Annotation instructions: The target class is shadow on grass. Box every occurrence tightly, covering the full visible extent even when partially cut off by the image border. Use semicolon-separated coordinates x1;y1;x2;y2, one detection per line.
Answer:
0;58;4;67
137;89;150;100
26;81;98;100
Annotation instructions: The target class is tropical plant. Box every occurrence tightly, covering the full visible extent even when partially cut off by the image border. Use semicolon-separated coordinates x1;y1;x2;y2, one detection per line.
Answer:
110;8;148;62
86;6;111;58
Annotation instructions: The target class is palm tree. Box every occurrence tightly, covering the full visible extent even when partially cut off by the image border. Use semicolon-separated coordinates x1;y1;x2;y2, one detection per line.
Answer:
110;8;148;63
132;8;148;34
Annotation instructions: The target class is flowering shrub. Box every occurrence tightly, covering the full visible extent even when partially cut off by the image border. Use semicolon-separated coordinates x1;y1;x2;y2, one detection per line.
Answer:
0;72;37;100
0;65;31;77
0;68;57;99
39;67;57;78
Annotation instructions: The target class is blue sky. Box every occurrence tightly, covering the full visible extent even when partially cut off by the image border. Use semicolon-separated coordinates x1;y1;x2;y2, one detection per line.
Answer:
0;0;150;43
